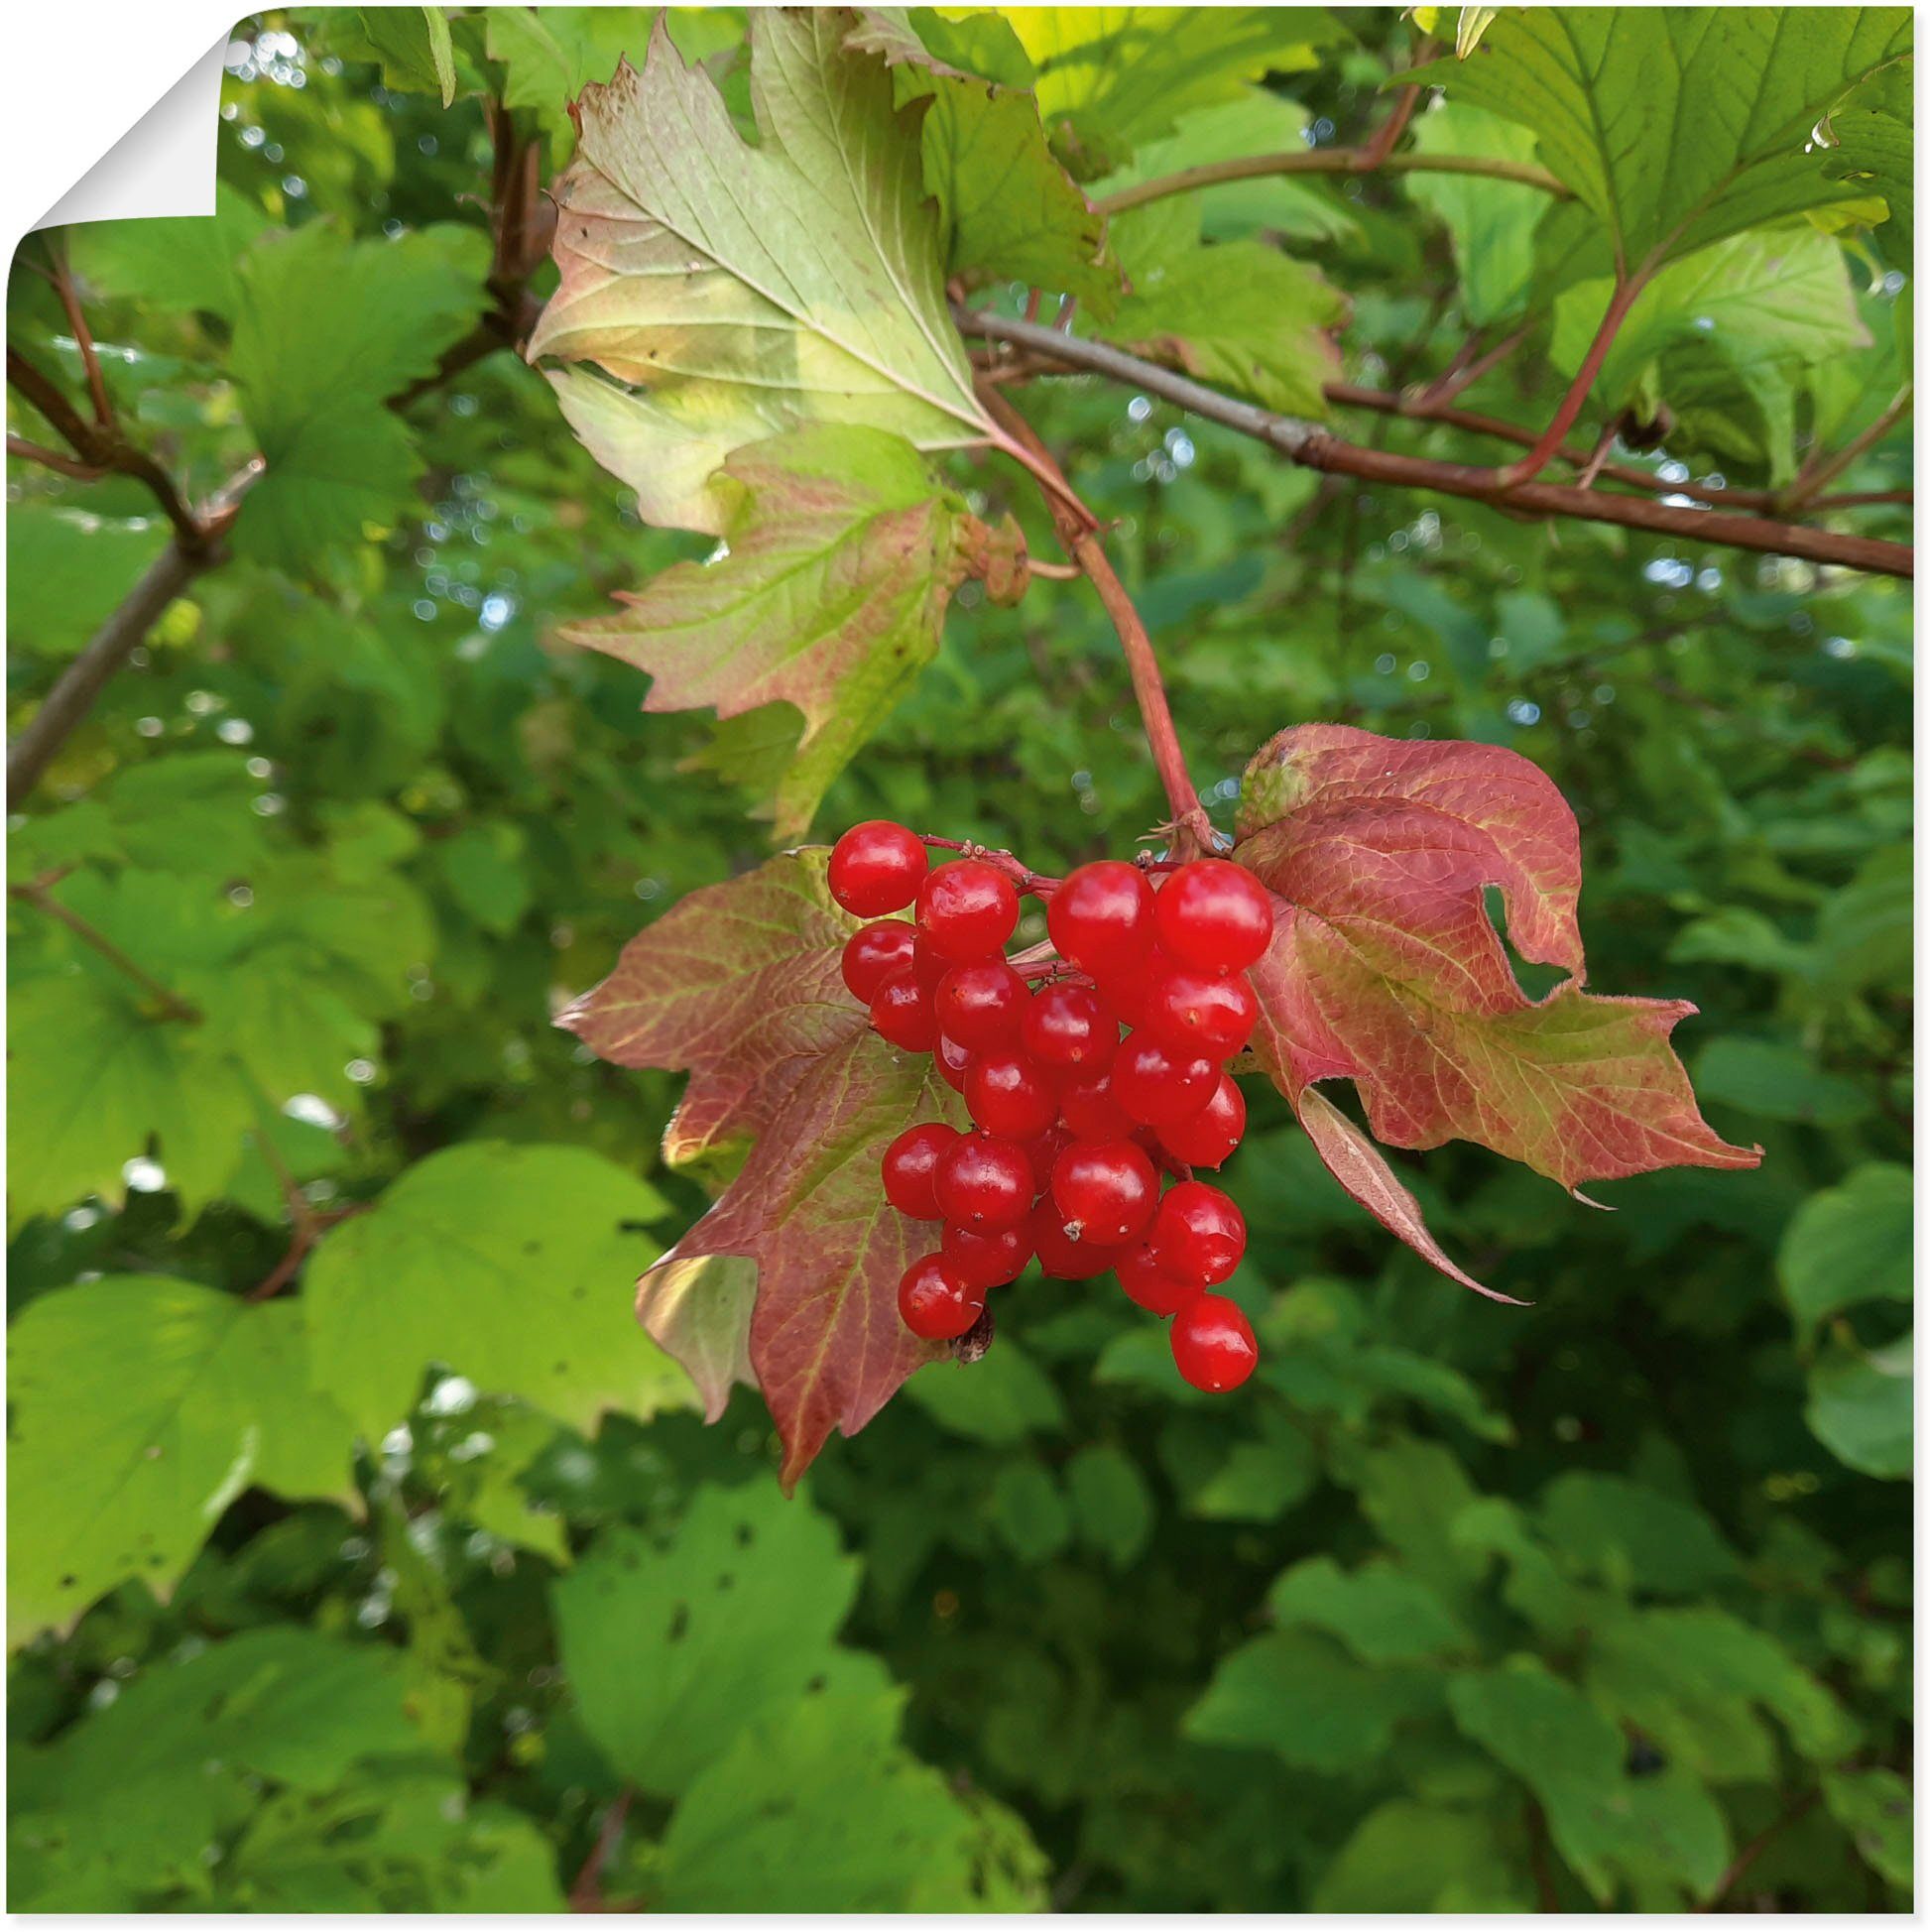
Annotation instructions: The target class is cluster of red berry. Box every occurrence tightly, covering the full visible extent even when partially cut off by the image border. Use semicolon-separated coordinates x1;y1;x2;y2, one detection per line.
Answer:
828;819;1272;1392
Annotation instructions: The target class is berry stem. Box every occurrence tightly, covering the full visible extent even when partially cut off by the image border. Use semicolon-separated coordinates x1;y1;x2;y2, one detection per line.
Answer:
917;833;1059;894
974;382;1221;860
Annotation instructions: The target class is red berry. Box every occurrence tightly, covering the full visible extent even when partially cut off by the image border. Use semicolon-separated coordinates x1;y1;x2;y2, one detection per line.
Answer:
829;820;927;916
1111;1033;1218;1127
911;932;952;998
1021;980;1118;1072
941;1218;1033;1289
1024;1124;1072;1192
935;958;1026;1049
1170;1292;1259;1390
1115;1242;1203;1316
870;970;937;1051
899;1253;985;1340
934;1132;1033;1229
841;920;915;1004
934;1033;973;1093
1143;961;1258;1060
965;1049;1058;1140
916;860;1020;960
1157;1072;1246;1168
1095;945;1171;1031
1028;1201;1126;1280
1155;859;1274;975
1059;1067;1135;1142
1046;861;1154;974
881;1122;957;1220
1050;1139;1158;1247
1150;1179;1247;1285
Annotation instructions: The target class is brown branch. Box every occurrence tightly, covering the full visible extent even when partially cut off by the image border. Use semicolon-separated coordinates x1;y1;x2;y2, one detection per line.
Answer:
567;1789;636;1912
7;433;105;481
1698;1788;1822;1910
1093;146;1567;218
956;308;1912;580
1411;321;1532;410
976;382;1214;853
9;878;201;1021
50;238;114;427
1780;383;1912;511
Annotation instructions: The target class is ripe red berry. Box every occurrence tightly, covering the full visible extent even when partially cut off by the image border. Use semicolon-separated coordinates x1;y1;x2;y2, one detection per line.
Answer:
829;820;927;917
899;1253;985;1340
965;1049;1058;1140
935;958;1026;1049
1059;1067;1135;1142
1111;1033;1218;1127
942;1218;1033;1290
1046;861;1154;974
1143;961;1259;1060
1050;1139;1159;1247
1157;1072;1246;1168
1149;1179;1247;1285
1020;980;1118;1072
869;970;937;1051
1155;859;1274;975
934;1132;1033;1229
1115;1242;1203;1316
934;1033;973;1093
1170;1291;1259;1390
881;1122;957;1220
1096;950;1163;1032
911;931;952;997
916;859;1020;960
841;921;915;1004
1028;1201;1126;1280
1024;1124;1072;1192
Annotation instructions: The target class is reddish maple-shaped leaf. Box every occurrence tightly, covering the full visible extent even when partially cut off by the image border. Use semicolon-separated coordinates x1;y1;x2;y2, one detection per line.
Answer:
1235;725;1757;1288
560;850;963;1485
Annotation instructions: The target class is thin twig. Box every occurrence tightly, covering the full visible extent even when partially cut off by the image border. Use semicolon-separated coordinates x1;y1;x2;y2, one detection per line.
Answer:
1574;423;1618;490
1698;1788;1822;1909
1780;383;1913;511
9;879;201;1021
1093;145;1567;217
1500;271;1648;486
1411;322;1532;410
956;307;1912;580
7;433;105;480
49;237;114;427
567;1789;636;1912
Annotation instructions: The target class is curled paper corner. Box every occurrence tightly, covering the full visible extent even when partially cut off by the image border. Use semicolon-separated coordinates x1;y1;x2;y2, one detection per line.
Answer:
31;34;227;234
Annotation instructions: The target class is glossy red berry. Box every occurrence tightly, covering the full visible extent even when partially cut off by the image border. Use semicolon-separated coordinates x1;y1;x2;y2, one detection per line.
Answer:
942;1218;1033;1290
1024;1124;1072;1192
911;931;952;997
1157;1072;1246;1168
829;820;927;916
1155;859;1274;975
916;859;1020;960
1020;980;1118;1072
881;1122;958;1220
1096;949;1164;1032
965;1049;1058;1140
1047;861;1154;974
1028;1201;1126;1280
1058;1068;1135;1142
1149;1179;1247;1285
1111;1033;1218;1127
934;1033;973;1093
841;921;915;1004
899;1253;985;1340
1143;961;1258;1060
870;970;937;1051
1170;1292;1259;1390
934;1132;1033;1229
1050;1139;1159;1247
1115;1242;1203;1316
935;958;1026;1049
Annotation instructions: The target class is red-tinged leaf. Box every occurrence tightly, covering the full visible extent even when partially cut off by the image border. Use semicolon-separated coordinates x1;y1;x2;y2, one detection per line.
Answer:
1237;724;1759;1198
556;850;859;1166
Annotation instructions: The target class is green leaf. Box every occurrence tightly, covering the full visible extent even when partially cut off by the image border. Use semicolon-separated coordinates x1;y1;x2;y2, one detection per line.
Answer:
484;7;647;157
1065;1443;1154;1567
1313;1801;1534;1911
1185;1629;1443;1771
1778;1161;1912;1330
1266;1555;1474;1664
564;426;967;841
1824;1766;1912;1891
302;1142;682;1444
66;182;271;323
550;1482;886;1798
1096;195;1345;418
8;1277;352;1640
1405;102;1546;323
1449;1661;1731;1904
1805;1331;1911;1479
1693;1036;1872;1129
903;1339;1068;1443
1407;10;1913;274
1537;1472;1738;1597
990;1457;1073;1561
6;505;170;660
529;11;1002;535
346;7;459;101
653;1688;1048;1909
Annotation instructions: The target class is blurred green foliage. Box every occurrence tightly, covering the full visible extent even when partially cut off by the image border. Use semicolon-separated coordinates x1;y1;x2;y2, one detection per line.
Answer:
5;4;1912;1912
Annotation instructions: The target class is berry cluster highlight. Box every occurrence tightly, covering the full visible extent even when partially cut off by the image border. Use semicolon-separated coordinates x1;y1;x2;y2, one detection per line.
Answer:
829;819;1272;1392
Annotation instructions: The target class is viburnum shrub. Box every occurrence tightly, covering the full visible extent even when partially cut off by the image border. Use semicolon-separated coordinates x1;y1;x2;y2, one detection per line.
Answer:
536;12;1790;1488
828;830;1268;1389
